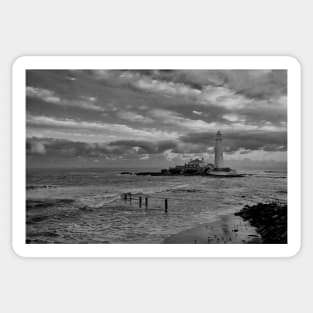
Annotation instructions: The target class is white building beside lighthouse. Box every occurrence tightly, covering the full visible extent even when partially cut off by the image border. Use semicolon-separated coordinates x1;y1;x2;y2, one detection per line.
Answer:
214;130;224;169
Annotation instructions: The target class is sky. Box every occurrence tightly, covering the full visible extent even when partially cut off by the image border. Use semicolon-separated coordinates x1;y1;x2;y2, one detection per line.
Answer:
26;69;287;169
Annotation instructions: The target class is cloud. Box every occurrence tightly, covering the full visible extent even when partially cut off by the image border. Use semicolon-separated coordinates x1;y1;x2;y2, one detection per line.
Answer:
26;137;178;160
27;114;177;142
115;70;287;101
27;86;105;112
27;127;287;161
27;138;110;158
116;111;154;123
223;113;243;122
140;154;150;160
224;70;287;100
133;77;201;98
86;70;287;131
192;110;203;116
147;107;285;134
27;70;286;130
109;139;178;154
89;70;202;98
149;109;215;132
27;129;287;168
153;70;287;100
26;70;287;166
27;86;60;103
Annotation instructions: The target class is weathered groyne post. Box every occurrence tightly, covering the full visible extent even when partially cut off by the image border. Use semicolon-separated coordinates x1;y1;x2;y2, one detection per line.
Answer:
164;198;168;213
145;197;148;209
139;196;142;208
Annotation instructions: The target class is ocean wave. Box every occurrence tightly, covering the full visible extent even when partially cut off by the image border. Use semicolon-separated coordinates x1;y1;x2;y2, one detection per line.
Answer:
27;206;81;225
169;188;204;193
26;215;50;224
76;193;121;209
28;231;59;238
26;199;75;210
27;185;57;190
124;184;193;196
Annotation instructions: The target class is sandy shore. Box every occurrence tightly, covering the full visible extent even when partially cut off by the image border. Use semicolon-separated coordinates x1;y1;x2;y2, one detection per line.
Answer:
164;201;287;244
163;213;262;244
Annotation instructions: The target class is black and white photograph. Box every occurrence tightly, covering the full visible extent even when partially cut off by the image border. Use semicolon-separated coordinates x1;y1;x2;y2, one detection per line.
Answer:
25;66;288;245
3;0;312;310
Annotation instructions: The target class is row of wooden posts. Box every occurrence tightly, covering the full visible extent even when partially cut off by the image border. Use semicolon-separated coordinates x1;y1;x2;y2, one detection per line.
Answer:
121;193;168;213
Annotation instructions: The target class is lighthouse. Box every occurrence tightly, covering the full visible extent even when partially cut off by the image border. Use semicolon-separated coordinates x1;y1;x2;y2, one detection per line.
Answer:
214;130;224;169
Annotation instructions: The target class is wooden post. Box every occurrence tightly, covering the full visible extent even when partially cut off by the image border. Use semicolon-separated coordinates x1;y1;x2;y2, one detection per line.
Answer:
145;197;148;209
164;198;168;213
129;193;132;202
139;196;142;208
124;193;127;201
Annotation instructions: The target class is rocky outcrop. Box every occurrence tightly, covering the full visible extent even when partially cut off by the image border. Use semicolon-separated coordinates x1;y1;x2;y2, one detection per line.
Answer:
235;202;287;243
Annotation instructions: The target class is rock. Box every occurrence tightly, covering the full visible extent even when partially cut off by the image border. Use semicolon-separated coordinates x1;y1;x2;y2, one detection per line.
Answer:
235;202;287;244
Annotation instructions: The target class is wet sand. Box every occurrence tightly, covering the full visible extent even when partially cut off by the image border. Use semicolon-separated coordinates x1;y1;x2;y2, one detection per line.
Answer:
163;214;262;244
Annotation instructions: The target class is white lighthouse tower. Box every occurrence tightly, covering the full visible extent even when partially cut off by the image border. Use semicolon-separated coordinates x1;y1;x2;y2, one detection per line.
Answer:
214;130;224;169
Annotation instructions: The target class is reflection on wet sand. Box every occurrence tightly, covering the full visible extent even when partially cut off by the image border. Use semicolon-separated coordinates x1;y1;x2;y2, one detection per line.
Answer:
164;214;262;244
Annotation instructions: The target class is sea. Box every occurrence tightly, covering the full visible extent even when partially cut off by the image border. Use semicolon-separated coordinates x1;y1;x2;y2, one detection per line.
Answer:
26;167;287;244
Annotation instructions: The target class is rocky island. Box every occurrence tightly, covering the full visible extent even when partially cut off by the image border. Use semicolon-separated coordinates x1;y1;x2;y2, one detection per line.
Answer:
122;131;244;177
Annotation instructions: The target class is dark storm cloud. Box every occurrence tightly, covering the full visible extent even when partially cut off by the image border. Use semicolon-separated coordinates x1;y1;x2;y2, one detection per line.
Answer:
224;70;287;100
109;139;177;154
27;69;287;103
180;130;287;153
27;127;286;164
26;70;287;130
84;69;287;128
118;69;287;100
27;137;178;158
27;138;111;158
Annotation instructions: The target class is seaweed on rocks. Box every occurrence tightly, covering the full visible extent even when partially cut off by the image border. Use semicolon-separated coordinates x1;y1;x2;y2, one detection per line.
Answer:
235;202;287;244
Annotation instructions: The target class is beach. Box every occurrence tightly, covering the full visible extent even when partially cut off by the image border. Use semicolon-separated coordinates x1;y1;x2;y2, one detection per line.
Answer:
164;202;287;244
163;213;262;244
